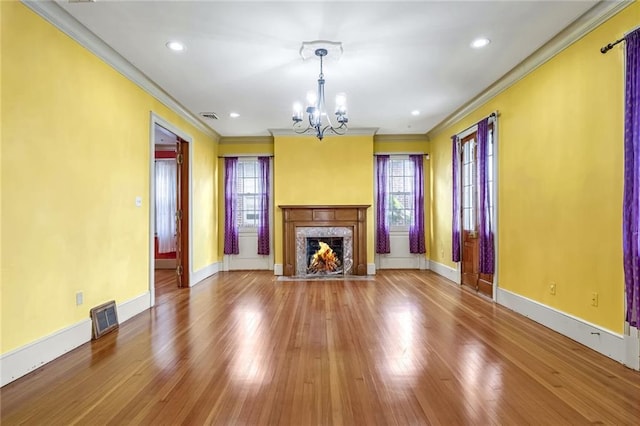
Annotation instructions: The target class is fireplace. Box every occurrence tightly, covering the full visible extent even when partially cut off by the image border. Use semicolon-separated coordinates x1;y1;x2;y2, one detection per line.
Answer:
280;205;369;276
307;238;342;274
296;228;353;276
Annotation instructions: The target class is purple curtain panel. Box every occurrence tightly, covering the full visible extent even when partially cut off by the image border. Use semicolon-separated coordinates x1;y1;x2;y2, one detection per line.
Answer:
409;155;426;254
623;28;640;327
451;136;461;262
375;155;391;254
477;118;495;274
223;157;239;255
257;157;270;256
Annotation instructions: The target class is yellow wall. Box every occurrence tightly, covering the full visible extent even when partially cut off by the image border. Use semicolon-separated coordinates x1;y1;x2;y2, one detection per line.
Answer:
0;0;3;351
429;2;639;333
193;138;219;270
274;135;374;264
1;2;218;352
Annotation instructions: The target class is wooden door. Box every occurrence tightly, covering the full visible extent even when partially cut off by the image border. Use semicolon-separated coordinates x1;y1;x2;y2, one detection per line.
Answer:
459;128;494;297
175;137;190;288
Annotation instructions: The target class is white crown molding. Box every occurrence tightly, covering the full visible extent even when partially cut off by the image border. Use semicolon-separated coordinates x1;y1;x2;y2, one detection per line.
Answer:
427;0;633;137
22;0;220;141
374;134;429;143
269;127;378;137
219;136;274;145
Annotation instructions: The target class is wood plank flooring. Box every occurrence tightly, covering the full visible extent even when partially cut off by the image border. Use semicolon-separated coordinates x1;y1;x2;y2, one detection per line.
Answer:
1;270;639;425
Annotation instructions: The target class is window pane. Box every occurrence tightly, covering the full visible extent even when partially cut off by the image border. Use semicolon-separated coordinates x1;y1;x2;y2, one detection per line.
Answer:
404;176;413;191
390;160;403;175
245;178;257;194
463;208;470;230
385;157;416;228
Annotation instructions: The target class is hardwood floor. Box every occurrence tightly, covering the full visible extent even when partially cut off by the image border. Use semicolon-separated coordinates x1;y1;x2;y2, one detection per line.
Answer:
1;270;639;425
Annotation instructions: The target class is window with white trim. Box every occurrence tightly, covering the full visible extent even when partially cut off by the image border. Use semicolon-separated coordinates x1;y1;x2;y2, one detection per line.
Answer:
236;158;259;229
388;157;414;229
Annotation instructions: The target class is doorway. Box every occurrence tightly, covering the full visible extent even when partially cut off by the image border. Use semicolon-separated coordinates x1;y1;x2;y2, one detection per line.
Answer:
150;114;192;305
459;124;494;297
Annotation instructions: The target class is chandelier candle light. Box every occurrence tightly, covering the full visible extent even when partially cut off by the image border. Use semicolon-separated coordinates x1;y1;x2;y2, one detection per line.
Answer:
292;48;348;140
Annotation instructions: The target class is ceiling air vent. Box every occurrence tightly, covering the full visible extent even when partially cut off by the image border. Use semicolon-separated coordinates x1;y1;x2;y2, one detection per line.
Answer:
200;112;219;120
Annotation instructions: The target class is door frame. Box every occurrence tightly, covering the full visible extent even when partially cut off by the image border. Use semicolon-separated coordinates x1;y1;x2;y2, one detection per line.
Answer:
454;114;499;301
149;112;193;305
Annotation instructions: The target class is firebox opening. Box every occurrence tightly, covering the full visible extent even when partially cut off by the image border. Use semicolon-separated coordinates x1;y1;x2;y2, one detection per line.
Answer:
306;237;344;275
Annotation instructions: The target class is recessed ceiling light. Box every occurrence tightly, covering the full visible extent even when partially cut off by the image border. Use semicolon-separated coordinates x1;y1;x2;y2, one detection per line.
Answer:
229;112;240;118
471;38;490;49
166;41;185;52
411;110;420;116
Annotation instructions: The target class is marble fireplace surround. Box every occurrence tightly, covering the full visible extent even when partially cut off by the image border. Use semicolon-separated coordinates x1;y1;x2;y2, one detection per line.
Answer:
280;205;369;276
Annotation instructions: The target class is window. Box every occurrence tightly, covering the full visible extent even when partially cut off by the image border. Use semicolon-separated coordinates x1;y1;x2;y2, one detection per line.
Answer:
236;159;259;229
461;137;476;231
388;157;414;228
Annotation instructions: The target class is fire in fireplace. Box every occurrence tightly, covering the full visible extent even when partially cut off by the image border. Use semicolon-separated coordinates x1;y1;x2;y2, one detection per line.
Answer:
306;238;343;275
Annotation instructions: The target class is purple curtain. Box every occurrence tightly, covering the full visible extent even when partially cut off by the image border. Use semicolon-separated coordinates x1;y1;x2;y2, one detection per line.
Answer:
624;29;640;328
257;157;270;255
477;118;495;274
223;157;239;255
376;155;390;253
452;136;461;262
409;155;426;254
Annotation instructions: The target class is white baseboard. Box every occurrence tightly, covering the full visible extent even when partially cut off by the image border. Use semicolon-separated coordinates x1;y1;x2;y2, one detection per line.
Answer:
428;260;460;284
497;288;638;370
274;264;283;276
0;318;91;387
0;293;151;387
192;262;221;286
154;258;176;269
420;257;430;271
117;292;151;323
367;263;376;275
624;325;640;370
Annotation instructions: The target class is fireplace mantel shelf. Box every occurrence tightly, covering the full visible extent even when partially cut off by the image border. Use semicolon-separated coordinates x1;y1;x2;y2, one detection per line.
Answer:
280;205;370;277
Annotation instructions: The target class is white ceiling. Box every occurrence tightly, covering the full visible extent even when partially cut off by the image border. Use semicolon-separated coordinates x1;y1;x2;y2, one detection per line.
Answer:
55;0;601;137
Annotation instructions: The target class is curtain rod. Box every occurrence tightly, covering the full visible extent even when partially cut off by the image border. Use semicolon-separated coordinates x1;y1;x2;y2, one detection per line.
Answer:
374;152;429;157
601;25;640;54
217;154;274;158
453;112;498;138
601;37;625;54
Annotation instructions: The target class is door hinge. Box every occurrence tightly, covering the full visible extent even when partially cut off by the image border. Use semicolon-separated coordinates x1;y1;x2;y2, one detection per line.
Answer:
177;153;183;165
176;265;183;276
175;210;183;220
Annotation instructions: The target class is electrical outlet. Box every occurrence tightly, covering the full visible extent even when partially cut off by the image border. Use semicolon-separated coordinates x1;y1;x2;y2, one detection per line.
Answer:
76;291;84;306
591;292;598;307
549;282;556;295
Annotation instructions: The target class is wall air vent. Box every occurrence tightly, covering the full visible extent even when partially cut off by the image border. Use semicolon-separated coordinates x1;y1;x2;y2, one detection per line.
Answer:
90;301;119;339
199;112;219;120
